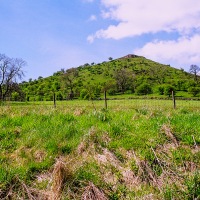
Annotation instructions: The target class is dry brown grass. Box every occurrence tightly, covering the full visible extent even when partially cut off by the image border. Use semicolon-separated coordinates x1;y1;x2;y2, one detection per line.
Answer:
34;150;47;163
50;158;67;200
77;141;87;154
74;108;85;116
95;148;140;190
131;151;160;188
0;177;49;200
161;124;179;146
81;182;108;200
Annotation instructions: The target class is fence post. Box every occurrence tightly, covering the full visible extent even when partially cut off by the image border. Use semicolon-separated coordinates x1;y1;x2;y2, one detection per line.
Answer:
53;92;56;108
104;90;107;109
172;90;176;109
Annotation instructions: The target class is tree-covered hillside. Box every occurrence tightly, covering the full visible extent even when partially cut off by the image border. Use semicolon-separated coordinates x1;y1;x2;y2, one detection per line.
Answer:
19;55;199;101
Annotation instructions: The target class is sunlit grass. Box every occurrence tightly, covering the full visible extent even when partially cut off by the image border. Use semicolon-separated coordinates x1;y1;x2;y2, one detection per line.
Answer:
0;99;199;199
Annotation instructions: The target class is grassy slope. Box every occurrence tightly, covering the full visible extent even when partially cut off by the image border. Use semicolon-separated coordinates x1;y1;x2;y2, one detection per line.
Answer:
0;100;199;199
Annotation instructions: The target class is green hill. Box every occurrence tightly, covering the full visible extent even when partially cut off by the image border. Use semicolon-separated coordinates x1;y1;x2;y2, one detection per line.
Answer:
18;54;199;101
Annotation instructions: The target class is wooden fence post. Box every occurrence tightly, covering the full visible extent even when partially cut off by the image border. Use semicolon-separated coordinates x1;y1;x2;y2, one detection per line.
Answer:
104;90;107;109
53;92;56;108
172;90;176;109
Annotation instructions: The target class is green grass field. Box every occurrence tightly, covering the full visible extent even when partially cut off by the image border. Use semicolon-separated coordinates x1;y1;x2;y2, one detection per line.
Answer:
0;99;200;199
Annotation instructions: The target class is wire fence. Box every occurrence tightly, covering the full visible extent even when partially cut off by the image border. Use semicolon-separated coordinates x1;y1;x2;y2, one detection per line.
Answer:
53;97;200;111
103;98;200;110
2;95;200;112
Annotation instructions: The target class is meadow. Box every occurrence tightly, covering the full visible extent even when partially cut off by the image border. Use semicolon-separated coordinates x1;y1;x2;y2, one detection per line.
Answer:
0;99;200;199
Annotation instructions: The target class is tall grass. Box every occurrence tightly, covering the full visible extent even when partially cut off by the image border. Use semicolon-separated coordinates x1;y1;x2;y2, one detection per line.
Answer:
0;99;199;199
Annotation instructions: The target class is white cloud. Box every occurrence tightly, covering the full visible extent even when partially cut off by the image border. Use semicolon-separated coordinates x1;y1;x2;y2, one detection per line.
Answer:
88;14;97;21
88;0;200;41
134;34;200;68
87;35;95;43
86;0;200;69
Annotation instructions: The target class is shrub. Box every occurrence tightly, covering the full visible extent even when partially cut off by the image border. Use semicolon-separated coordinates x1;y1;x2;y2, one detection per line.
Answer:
157;85;165;95
80;89;89;100
136;83;152;95
57;92;63;100
164;85;175;97
11;92;20;101
108;88;117;95
188;87;200;97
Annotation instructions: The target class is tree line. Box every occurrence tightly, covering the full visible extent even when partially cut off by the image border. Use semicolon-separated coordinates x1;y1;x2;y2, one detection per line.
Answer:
1;53;200;102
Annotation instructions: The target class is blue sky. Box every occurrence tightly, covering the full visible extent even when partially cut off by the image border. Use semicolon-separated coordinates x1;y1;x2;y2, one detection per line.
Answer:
1;0;200;80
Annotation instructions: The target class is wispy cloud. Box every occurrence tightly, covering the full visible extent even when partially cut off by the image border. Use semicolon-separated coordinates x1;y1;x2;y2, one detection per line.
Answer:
88;14;97;21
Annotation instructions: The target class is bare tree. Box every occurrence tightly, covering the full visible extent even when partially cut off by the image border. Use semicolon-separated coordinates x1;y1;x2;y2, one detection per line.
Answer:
189;64;200;82
0;54;26;101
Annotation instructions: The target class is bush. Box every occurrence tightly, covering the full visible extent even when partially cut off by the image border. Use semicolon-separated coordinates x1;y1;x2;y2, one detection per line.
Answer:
11;92;20;101
35;95;43;101
108;88;117;95
56;92;63;100
188;87;200;97
164;85;176;97
80;89;89;100
136;83;152;95
157;85;165;95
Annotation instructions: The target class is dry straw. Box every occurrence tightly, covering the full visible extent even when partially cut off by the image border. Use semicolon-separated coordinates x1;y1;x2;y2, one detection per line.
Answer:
81;182;108;200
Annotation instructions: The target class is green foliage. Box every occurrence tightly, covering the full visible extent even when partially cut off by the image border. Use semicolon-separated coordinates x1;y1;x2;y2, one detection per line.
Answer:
188;87;200;97
157;85;165;95
108;88;117;95
75;162;100;186
164;85;175;97
136;83;152;95
92;109;111;122
56;91;64;100
80;89;89;100
185;172;200;199
114;68;135;93
170;113;200;146
11;92;20;101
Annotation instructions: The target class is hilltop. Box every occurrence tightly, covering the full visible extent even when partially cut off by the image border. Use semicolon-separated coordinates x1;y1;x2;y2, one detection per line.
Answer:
18;54;199;101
